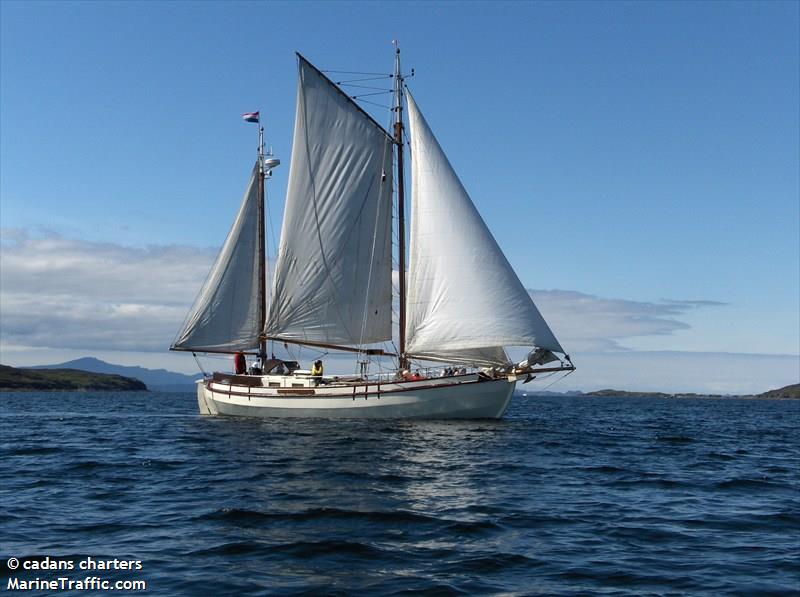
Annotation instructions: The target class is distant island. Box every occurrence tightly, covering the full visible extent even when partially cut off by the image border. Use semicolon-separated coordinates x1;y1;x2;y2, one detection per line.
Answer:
584;383;800;400
0;365;148;392
32;357;200;392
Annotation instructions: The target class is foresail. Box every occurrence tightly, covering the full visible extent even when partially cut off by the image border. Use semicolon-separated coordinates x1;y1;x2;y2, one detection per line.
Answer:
405;91;564;365
172;162;262;352
265;55;394;346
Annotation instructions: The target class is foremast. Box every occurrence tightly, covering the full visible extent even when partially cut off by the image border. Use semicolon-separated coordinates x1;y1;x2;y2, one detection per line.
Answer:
257;125;267;361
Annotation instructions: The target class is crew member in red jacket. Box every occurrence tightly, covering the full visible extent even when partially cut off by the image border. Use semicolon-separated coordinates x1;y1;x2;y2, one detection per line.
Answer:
234;352;247;375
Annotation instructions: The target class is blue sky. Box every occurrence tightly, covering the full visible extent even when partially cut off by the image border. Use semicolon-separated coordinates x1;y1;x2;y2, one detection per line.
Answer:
1;1;798;392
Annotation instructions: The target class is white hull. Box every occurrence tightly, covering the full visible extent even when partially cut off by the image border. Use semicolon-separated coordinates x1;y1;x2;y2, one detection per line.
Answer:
196;374;515;419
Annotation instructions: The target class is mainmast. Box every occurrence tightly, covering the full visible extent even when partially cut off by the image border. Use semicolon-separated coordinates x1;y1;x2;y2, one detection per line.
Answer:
394;44;409;370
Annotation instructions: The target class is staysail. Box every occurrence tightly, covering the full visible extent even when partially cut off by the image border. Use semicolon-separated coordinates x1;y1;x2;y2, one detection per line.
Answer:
265;55;394;346
172;162;263;352
404;91;563;366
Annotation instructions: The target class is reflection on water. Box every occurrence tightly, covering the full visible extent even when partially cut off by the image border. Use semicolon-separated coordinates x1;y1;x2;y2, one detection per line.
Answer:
215;416;504;521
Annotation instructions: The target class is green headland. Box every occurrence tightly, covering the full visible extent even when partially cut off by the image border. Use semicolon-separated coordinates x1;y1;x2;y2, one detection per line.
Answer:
0;365;148;392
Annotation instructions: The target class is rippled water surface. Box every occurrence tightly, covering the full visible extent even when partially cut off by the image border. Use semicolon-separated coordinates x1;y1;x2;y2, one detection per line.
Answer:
1;392;798;595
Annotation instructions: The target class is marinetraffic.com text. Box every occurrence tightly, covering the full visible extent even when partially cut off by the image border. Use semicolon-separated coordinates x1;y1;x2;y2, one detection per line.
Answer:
5;556;147;592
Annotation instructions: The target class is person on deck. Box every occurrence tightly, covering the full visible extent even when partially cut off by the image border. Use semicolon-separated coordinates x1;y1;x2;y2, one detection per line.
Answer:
234;352;247;375
311;359;324;385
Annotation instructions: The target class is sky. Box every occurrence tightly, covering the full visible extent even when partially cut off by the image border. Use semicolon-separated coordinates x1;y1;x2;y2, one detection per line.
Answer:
1;0;798;393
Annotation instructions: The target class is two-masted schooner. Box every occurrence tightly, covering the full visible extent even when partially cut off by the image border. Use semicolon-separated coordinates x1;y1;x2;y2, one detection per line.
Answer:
170;49;574;418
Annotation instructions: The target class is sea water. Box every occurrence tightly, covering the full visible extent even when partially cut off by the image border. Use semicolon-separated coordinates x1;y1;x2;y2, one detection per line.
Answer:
1;392;798;595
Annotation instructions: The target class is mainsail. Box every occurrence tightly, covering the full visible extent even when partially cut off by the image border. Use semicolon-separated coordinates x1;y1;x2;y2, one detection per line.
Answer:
265;55;394;347
172;161;263;352
404;91;564;366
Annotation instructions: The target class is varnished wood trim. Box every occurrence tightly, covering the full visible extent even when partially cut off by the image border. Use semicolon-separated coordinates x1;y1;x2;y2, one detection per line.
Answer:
206;375;507;400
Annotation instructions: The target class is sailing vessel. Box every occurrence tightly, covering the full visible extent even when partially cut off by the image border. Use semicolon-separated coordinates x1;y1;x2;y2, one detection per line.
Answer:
171;49;574;418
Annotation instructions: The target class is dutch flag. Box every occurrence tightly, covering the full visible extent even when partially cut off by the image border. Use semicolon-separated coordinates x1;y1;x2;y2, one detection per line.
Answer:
242;111;260;123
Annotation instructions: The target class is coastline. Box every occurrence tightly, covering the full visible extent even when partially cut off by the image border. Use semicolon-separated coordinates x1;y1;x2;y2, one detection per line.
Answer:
0;365;148;392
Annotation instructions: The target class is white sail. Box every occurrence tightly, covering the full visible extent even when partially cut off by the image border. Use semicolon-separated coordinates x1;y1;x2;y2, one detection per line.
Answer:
410;346;511;368
172;162;262;352
266;55;394;346
405;91;564;366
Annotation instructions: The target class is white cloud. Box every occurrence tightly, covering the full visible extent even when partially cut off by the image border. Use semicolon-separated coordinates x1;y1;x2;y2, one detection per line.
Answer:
1;228;214;352
2;229;794;393
530;289;728;353
0;229;732;355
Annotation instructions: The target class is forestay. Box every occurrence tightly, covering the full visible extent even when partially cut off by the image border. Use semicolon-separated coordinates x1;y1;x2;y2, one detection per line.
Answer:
404;91;564;367
172;162;263;352
265;56;394;347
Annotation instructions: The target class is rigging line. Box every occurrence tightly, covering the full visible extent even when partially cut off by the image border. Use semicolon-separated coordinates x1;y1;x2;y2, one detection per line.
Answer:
323;69;392;76
352;91;393;99
264;172;279;357
339;83;393;91
264;179;280;358
336;77;387;86
192;352;208;377
538;368;575;392
355;98;392;110
263;168;272;330
333;75;393;84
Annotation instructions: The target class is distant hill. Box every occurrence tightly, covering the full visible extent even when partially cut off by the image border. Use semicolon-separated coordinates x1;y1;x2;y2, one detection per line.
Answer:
584;384;800;399
0;365;147;392
586;389;676;398
584;389;727;398
756;383;800;399
33;357;201;392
